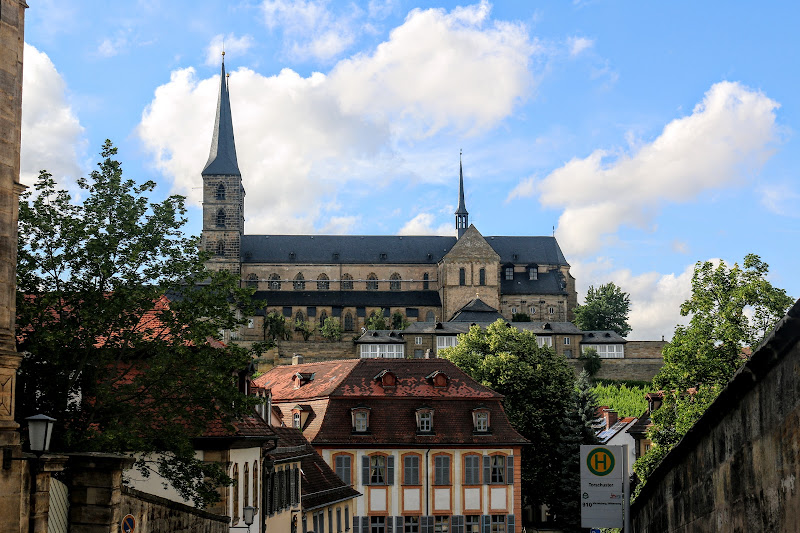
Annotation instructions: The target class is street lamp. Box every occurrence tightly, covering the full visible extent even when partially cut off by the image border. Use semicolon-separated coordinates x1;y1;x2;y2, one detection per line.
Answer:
2;413;56;469
243;506;256;527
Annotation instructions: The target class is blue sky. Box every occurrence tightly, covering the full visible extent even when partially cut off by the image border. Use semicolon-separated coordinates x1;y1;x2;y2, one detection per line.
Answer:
20;1;800;339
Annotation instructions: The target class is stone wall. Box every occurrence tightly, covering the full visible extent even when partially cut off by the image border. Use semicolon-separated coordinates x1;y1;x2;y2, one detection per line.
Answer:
121;487;228;533
568;357;663;382
625;340;666;358
255;339;356;371
631;300;800;532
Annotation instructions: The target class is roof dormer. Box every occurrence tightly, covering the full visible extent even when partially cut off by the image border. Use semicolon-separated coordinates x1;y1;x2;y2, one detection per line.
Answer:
293;371;315;389
291;404;311;430
374;369;398;390
425;370;450;388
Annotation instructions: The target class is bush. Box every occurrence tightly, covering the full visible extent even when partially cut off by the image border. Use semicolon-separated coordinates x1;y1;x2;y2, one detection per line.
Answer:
579;347;601;376
590;382;650;418
294;319;315;341
512;312;531;322
320;317;343;341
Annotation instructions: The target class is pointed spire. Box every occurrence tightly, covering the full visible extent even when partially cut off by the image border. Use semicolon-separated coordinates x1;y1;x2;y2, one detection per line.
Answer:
455;149;468;216
202;54;241;176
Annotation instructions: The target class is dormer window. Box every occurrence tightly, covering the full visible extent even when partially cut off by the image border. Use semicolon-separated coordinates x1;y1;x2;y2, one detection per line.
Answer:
416;407;434;433
291;404;310;429
351;407;371;433
425;370;449;388
528;265;538;280
504;266;514;280
472;407;490;433
374;369;397;389
293;412;301;429
293;372;315;389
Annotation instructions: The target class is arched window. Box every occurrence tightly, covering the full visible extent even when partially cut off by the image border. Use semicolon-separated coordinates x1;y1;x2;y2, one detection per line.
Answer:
253;461;258;511
295;310;305;328
366;273;378;291
232;464;240;524
244;462;250;507
390;273;401;291
459;268;466;286
319;310;328;327
293;273;305;290
216;208;227;228
268;273;281;290
425;311;435;322
216;183;226;200
341;273;353;290
479;268;486;286
423;272;429;290
344;312;354;331
215;241;225;256
317;273;330;290
246;273;258;288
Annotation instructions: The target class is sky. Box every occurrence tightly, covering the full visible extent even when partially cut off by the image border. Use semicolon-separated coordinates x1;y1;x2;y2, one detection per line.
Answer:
19;0;800;340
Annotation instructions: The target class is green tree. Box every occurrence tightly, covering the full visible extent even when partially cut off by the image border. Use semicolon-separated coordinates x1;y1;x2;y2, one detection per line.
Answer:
263;311;291;344
633;254;793;497
511;312;531;322
16;142;259;506
439;320;576;513
574;282;632;337
365;308;389;330
294;318;316;341
320;317;344;341
550;371;599;532
391;310;410;330
579;347;601;376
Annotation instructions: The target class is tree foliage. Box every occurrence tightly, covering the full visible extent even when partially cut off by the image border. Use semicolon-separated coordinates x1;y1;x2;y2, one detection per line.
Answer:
574;282;632;337
391;310;410;330
591;382;650;418
365;308;389;330
263;311;291;344
439;321;576;512
16;142;259;506
320;317;344;341
294;318;316;341
633;254;793;498
579;347;601;376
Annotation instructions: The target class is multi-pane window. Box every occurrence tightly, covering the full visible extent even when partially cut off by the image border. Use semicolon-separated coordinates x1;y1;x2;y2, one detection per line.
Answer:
341;273;354;290
370;456;386;484
317;273;330;290
528;267;538;280
490;516;506;533
459;268;466;286
418;412;432;432
537;337;553;348
390;273;401;291
294;273;305;290
465;516;480;533
434;455;450;485
215;183;226;200
216;208;226;227
359;344;405;358
436;336;458;352
354;411;369;432
475;412;489;432
564;337;571;345
415;337;422;345
335;455;351;484
491;456;505;483
269;273;281;290
504;267;513;280
423;273;429;290
370;516;385;533
293;412;301;428
479;268;486;286
344;313;354;331
529;306;536;315
404;516;420;533
434;516;449;533
366;273;378;290
464;455;481;485
582;344;625;358
404;455;420;484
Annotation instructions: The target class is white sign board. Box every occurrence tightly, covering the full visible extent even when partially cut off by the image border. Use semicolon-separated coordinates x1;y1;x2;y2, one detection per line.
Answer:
580;445;625;529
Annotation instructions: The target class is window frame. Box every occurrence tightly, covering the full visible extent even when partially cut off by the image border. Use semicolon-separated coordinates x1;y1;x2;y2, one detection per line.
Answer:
370;454;387;485
402;453;421;485
433;453;451;486
463;454;481;485
490;455;505;484
504;266;514;280
459;267;466;286
333;453;353;485
353;409;370;433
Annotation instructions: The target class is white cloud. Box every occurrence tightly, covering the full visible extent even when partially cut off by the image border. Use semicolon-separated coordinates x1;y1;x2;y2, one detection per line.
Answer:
137;3;536;233
20;44;86;187
261;0;357;61
204;34;255;66
567;36;593;56
397;213;452;236
573;259;695;341
510;81;780;256
759;182;800;217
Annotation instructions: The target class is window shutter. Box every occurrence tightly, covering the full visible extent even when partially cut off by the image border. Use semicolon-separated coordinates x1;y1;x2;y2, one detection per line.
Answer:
320;512;325;533
361;516;369;531
353;516;359;533
506;515;515;533
481;515;490;533
396;516;403;531
387;516;393;533
387;455;395;485
421;516;432;533
483;456;490;485
290;467;296;505
345;507;350;531
303;514;308;533
362;456;370;486
506;456;514;485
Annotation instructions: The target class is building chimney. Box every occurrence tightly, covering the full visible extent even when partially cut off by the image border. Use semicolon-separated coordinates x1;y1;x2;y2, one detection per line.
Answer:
603;409;618;431
292;354;304;365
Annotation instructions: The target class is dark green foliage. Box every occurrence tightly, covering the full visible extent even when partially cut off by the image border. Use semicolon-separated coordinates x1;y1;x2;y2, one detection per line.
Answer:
574;282;632;337
391;310;410;330
365;308;389;330
16;142;259;507
263;311;292;344
320;317;344;341
591;382;649;418
439;321;576;513
633;254;793;499
579;347;601;376
511;312;531;322
294;318;315;341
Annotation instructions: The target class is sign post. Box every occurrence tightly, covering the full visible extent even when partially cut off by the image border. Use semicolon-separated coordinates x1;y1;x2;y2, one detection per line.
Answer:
580;445;625;529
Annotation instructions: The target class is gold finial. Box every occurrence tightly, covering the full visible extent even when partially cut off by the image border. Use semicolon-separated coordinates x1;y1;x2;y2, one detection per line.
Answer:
222;50;226;57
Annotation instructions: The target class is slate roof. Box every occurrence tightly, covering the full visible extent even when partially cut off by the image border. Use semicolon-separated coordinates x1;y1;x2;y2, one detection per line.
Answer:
240;234;568;266
582;331;627;344
196;413;277;449
355;330;407;344
500;270;568;295
251;290;441;310
403;320;582;335
202;61;241;176
449;298;504;322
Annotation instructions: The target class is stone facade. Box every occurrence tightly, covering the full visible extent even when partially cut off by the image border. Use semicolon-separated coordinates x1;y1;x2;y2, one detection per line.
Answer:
567;357;663;382
121;488;228;533
631;299;800;532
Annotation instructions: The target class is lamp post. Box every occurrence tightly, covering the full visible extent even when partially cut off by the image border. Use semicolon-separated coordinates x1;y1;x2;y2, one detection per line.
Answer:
2;413;56;469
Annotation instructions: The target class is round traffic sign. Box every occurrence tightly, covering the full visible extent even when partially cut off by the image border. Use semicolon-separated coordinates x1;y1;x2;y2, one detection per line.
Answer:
586;447;615;476
122;514;136;533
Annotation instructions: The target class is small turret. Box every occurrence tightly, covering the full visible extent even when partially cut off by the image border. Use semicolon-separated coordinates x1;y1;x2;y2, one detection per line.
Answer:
455;151;469;239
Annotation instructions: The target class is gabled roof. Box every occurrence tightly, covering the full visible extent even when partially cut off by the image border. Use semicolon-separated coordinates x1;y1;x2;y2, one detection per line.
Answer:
354;330;406;344
449;298;504;322
202;60;241;176
253;359;360;401
582;331;627;344
403;320;582;335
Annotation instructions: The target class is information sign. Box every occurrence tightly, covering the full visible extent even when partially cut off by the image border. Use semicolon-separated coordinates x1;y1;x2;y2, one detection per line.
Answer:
580;445;625;529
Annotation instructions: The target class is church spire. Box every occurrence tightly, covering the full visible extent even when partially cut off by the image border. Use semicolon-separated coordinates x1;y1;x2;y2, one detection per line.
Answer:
202;54;241;176
455;150;469;238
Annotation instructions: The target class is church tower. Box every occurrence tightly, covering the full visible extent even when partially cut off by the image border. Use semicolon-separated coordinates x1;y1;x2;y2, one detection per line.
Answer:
455;153;468;239
201;54;245;274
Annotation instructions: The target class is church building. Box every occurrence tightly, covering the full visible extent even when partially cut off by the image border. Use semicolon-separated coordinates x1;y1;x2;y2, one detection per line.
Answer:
200;60;578;336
